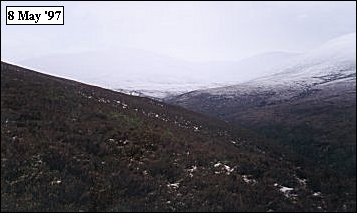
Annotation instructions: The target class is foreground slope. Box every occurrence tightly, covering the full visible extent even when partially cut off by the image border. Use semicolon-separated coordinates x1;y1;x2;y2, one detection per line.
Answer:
1;62;353;211
168;33;356;177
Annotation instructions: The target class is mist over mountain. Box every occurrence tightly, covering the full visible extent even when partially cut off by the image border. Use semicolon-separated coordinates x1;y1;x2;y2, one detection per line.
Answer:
173;32;355;98
17;47;300;98
18;34;355;99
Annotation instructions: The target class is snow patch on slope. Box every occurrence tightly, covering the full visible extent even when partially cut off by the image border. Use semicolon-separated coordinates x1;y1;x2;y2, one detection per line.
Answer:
198;33;356;98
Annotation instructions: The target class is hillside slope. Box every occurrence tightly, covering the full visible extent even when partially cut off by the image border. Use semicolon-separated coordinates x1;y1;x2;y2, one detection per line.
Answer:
167;33;356;177
4;62;354;211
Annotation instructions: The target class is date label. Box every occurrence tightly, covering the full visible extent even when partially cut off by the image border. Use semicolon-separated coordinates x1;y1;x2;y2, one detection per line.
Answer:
6;6;64;25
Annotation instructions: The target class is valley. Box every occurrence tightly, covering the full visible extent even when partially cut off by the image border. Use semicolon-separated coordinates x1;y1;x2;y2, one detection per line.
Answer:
167;33;356;183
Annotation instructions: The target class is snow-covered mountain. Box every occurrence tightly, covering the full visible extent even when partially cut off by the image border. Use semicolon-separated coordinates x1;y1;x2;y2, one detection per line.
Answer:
172;32;356;101
16;47;299;99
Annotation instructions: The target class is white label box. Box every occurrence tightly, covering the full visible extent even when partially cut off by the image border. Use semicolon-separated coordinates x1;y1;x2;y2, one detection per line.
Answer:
6;6;64;25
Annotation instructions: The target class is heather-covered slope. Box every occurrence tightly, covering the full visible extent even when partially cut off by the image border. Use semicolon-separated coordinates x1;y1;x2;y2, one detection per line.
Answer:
2;62;354;211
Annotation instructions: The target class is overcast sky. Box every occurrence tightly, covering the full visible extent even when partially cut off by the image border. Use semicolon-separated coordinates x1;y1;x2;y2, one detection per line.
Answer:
1;1;356;62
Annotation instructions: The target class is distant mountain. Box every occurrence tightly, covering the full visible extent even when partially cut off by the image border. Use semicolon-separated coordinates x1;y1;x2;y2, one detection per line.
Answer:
17;48;299;99
2;61;355;211
171;33;355;100
167;33;356;177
